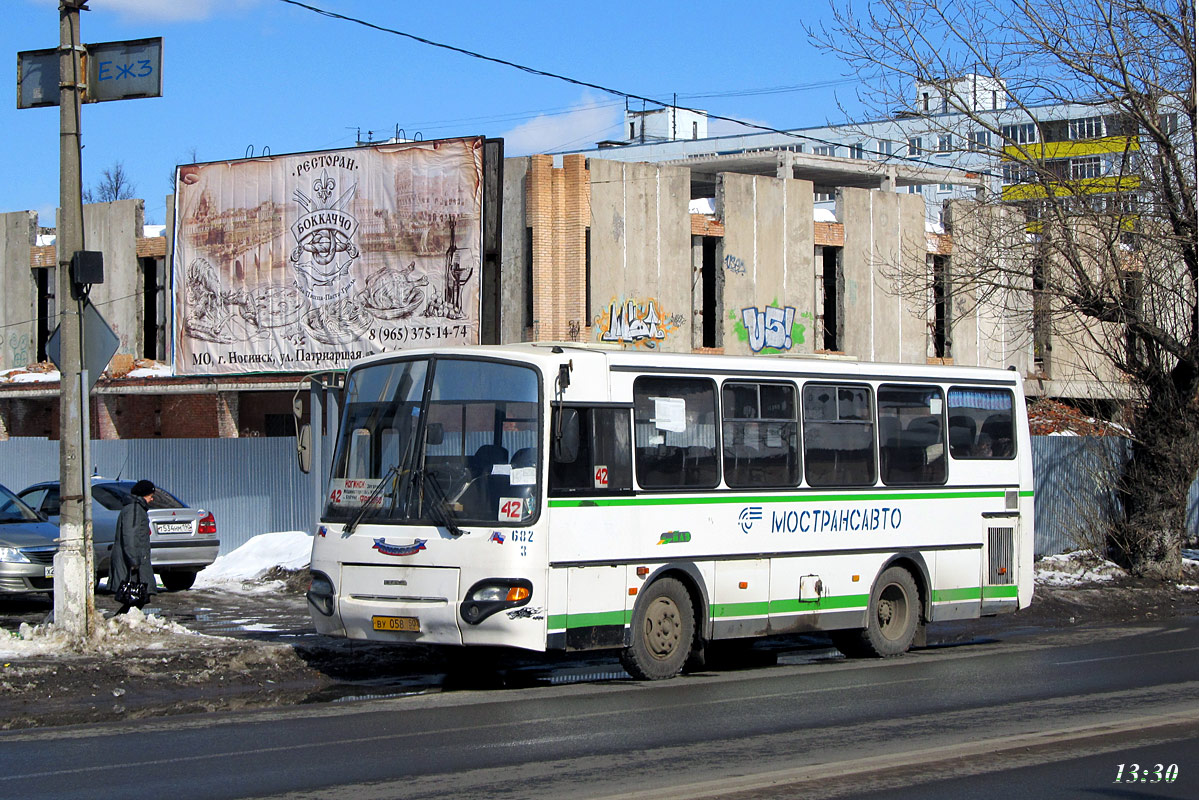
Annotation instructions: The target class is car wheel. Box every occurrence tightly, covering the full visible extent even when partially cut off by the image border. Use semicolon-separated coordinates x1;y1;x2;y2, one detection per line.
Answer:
160;571;197;592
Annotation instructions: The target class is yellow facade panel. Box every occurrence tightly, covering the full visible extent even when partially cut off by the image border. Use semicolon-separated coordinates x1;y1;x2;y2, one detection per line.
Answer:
1002;136;1140;161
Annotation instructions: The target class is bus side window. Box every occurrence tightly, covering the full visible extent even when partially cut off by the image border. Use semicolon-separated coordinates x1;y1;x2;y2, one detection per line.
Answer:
633;377;719;490
722;381;800;488
947;388;1015;459
802;384;876;487
549;408;633;495
878;385;946;485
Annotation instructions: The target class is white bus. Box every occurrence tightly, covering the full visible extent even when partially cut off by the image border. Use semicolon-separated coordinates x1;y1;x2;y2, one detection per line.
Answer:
307;343;1033;679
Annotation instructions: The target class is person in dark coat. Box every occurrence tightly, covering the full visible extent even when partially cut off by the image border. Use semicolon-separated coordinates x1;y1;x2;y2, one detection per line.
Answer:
110;479;157;615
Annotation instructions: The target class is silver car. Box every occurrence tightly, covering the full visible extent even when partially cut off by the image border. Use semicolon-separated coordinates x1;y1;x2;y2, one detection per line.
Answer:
18;478;220;592
0;482;59;595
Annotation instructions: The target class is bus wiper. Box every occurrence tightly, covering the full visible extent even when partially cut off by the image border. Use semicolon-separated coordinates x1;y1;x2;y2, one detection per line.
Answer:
345;465;400;537
418;469;464;538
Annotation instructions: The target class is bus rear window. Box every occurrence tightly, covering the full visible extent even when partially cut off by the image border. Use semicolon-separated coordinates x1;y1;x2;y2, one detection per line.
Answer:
878;385;946;485
947;388;1016;459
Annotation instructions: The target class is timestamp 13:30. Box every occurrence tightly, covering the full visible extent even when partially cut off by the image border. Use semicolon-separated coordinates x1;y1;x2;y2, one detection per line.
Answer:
1114;763;1180;784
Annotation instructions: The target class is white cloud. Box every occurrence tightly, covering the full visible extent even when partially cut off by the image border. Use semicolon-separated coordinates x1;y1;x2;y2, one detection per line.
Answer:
501;97;623;156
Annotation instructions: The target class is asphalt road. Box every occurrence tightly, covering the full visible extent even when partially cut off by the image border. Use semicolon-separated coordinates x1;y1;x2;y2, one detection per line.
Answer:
1;615;1196;800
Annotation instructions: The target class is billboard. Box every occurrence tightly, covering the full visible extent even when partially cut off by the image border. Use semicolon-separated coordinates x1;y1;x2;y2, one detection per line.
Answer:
172;137;484;375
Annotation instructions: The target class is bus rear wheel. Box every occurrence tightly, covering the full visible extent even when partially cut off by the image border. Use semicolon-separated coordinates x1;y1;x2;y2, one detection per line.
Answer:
832;566;919;658
620;577;695;680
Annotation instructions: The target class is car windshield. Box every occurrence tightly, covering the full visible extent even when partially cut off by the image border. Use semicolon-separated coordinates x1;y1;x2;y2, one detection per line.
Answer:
326;356;541;526
0;484;42;523
97;484;186;510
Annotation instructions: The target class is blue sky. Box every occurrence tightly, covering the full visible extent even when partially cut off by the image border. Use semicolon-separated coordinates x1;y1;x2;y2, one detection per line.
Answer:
4;0;864;226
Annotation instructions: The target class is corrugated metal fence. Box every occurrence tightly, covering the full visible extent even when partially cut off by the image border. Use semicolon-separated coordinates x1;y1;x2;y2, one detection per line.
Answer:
0;437;316;554
0;435;1195;557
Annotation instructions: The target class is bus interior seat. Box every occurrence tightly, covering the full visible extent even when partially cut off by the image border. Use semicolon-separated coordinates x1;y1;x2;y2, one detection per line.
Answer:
948;415;977;458
980;414;1013;457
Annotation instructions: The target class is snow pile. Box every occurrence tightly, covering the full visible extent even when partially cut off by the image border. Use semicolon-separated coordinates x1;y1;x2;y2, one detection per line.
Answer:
0;608;206;658
1035;550;1127;586
124;362;174;378
194;530;312;592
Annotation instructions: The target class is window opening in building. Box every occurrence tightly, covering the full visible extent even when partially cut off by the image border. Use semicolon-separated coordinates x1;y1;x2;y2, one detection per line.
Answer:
1068;116;1106;140
140;256;160;359
878;385;946;485
701;237;720;349
816;245;841;351
585;226;592;326
877;139;893;158
908;136;923;156
802;384;875;487
850;143;866;159
633;377;719;489
938;134;953;153
931;254;951;359
969;130;991;151
692;121;698;139
1070;156;1103;180
1000;122;1038;145
1032;255;1051;375
722;382;799;488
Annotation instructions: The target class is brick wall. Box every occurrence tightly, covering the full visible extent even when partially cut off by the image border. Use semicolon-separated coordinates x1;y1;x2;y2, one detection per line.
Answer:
526;154;590;342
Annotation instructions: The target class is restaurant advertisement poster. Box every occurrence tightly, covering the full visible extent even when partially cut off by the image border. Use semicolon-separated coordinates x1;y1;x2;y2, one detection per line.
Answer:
171;137;484;375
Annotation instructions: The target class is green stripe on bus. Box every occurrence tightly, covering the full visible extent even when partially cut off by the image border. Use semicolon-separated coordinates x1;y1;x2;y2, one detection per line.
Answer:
549;489;1017;509
546;610;630;631
549;585;1016;631
932;587;982;603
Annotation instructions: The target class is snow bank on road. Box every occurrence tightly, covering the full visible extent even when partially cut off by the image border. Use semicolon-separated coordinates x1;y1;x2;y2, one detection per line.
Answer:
194;530;312;592
0;608;206;658
1035;550;1127;586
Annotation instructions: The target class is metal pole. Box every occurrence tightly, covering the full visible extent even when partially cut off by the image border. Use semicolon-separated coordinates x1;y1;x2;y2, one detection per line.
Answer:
53;0;94;637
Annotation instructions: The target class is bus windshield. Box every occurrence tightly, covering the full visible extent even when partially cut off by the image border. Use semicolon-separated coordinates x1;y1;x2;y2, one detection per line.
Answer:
325;357;541;527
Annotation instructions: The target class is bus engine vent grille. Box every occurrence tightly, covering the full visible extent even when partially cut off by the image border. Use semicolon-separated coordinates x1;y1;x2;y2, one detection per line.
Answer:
987;526;1015;585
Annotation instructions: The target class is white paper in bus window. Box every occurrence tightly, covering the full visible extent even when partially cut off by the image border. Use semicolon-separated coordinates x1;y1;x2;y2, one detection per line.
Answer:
930;398;943;415
491;463;512;476
652;397;687;432
510;467;536;485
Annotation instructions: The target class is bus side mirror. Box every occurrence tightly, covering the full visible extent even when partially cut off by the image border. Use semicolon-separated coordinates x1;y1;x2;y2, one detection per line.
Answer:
554;408;580;463
296;423;312;474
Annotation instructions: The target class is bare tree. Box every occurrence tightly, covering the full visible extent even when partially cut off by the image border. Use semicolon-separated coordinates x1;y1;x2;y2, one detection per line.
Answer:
83;160;137;203
810;0;1196;577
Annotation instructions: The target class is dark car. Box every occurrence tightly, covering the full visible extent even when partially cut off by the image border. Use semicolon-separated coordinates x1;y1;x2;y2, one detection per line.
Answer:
0;482;59;595
18;478;219;592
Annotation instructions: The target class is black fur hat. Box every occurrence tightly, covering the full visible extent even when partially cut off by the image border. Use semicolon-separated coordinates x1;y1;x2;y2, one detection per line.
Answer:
130;479;155;497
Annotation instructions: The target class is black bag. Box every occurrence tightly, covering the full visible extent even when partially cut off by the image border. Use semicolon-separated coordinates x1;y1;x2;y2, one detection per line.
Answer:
115;579;148;607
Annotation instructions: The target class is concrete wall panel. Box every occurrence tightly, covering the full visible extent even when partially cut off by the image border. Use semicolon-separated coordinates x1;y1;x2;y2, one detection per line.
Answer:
588;160;691;352
719;173;817;356
0;211;38;371
81;199;144;357
500;156;529;343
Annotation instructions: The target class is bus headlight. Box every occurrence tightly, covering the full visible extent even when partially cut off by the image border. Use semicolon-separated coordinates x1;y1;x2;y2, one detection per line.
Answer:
460;578;533;625
307;571;336;617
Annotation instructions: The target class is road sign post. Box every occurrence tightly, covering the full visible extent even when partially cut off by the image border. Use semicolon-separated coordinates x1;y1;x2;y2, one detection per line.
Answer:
18;3;162;638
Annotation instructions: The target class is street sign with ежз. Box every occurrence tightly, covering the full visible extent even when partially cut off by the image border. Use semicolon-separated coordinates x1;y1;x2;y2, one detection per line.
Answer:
17;37;161;108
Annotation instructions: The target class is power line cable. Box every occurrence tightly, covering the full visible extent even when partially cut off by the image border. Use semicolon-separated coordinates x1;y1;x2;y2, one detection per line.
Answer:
273;0;992;178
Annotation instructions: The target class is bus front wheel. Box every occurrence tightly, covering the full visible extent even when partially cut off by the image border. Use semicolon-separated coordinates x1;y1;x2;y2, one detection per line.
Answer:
620;577;695;680
833;566;919;658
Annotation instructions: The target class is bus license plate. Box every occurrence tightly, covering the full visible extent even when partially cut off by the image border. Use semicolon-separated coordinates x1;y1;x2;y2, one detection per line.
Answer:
372;615;419;633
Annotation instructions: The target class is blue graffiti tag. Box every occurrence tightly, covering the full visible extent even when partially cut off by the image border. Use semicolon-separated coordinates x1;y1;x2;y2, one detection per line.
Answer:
741;306;796;352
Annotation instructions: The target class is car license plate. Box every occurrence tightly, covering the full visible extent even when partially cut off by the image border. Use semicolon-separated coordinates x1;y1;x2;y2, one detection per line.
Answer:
44;565;54;578
372;615;419;633
156;522;192;533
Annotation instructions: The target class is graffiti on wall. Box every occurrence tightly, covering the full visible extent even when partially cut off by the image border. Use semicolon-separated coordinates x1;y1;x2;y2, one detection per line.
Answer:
723;253;747;275
2;332;33;371
594;298;683;348
731;301;812;353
